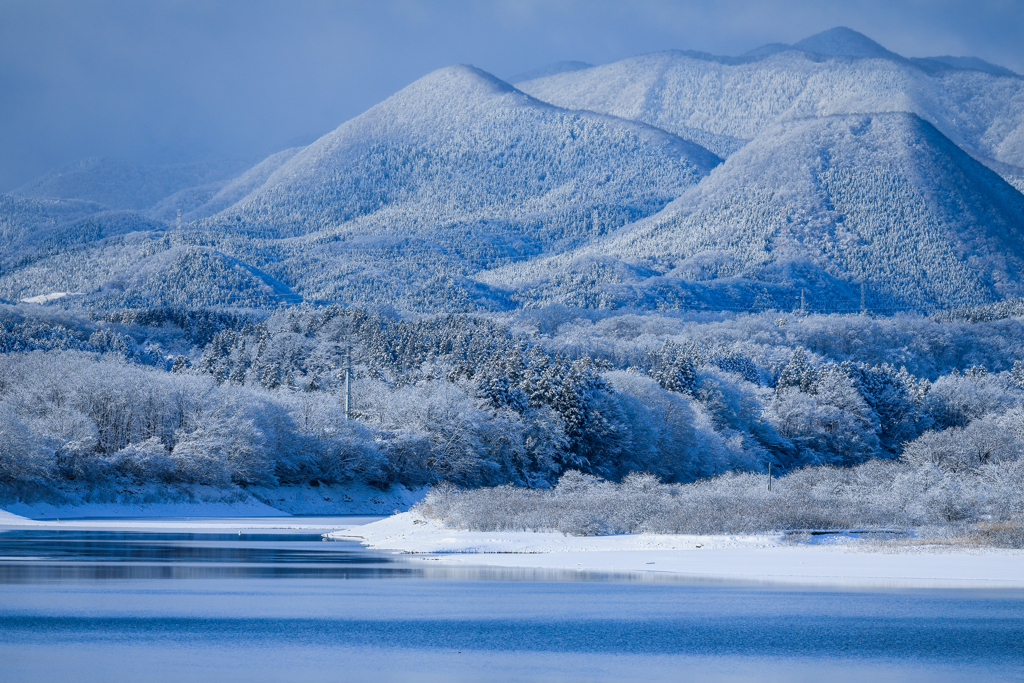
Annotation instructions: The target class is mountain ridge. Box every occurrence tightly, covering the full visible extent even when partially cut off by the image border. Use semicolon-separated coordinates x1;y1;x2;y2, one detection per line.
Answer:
515;32;1024;181
2;30;1023;314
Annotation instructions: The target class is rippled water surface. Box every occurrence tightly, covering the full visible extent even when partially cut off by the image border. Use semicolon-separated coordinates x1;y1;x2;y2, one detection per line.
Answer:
1;521;1022;682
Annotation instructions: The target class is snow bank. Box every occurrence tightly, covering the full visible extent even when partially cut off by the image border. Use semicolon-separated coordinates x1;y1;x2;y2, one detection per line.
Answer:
330;512;1024;589
248;482;425;516
3;496;285;520
1;483;425;520
0;515;374;531
0;508;31;524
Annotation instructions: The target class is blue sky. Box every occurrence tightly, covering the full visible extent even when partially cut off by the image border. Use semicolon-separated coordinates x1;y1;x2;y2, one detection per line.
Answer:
2;0;1022;190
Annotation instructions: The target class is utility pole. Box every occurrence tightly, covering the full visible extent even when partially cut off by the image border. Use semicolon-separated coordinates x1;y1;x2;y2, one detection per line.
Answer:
860;282;867;315
767;462;772;492
344;341;352;421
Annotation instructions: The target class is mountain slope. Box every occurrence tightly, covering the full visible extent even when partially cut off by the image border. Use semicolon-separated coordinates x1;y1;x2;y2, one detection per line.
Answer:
181;147;304;220
96;246;300;308
0;194;165;279
481;113;1024;310
222;65;719;237
186;65;722;306
514;28;1024;185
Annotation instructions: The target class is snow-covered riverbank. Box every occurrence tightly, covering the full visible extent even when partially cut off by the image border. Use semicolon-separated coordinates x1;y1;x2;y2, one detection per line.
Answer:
0;507;370;530
329;512;1024;589
1;483;424;519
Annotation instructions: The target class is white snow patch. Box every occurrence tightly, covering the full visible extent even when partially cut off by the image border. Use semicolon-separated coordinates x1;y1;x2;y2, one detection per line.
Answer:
330;512;1024;589
0;508;32;524
19;292;85;304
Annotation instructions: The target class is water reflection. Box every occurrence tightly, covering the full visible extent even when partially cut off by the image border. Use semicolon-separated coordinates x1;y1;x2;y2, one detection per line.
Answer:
0;528;411;582
2;525;1023;682
0;528;716;584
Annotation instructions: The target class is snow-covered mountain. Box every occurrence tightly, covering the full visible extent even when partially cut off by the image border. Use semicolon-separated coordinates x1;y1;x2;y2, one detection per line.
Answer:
515;28;1024;192
184;64;721;306
216;65;719;239
3;29;1023;313
480;112;1024;311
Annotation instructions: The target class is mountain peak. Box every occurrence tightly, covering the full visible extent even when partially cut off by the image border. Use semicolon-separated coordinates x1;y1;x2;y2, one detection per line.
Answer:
793;27;901;60
409;64;519;97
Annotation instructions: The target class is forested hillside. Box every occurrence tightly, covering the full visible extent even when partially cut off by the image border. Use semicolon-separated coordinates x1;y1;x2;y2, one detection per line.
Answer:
2;303;1023;505
482;112;1024;310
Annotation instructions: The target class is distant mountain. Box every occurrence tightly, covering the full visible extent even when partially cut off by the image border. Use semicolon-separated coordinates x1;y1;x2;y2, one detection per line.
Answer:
911;55;1019;78
0;194;106;251
792;26;902;60
1;66;719;309
11;157;248;213
179;65;720;306
515;28;1024;190
481;113;1024;310
176;147;304;221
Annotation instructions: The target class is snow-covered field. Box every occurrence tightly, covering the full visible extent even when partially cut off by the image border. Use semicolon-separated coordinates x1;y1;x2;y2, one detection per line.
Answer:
329;512;1024;589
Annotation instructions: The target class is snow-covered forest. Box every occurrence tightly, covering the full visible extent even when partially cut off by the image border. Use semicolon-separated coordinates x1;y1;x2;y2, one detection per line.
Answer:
2;301;1023;535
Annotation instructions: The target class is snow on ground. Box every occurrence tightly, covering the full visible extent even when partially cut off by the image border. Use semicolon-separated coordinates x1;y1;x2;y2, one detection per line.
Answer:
1;483;425;520
18;292;84;304
329;512;1024;589
0;508;31;525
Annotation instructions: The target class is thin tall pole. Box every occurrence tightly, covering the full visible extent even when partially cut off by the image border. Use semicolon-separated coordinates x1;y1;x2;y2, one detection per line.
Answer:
768;462;772;492
345;342;352;421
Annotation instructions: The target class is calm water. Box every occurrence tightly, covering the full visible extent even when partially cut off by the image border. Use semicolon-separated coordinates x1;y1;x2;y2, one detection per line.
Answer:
1;521;1022;682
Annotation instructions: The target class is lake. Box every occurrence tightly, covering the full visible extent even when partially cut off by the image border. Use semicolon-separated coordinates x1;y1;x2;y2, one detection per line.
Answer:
1;518;1021;682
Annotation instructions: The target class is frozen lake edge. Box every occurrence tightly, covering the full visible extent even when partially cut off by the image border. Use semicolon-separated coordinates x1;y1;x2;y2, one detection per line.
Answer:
328;512;1024;589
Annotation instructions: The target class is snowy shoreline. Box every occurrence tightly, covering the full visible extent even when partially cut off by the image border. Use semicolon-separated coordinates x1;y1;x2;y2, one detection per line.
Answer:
0;482;424;520
328;512;1024;589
